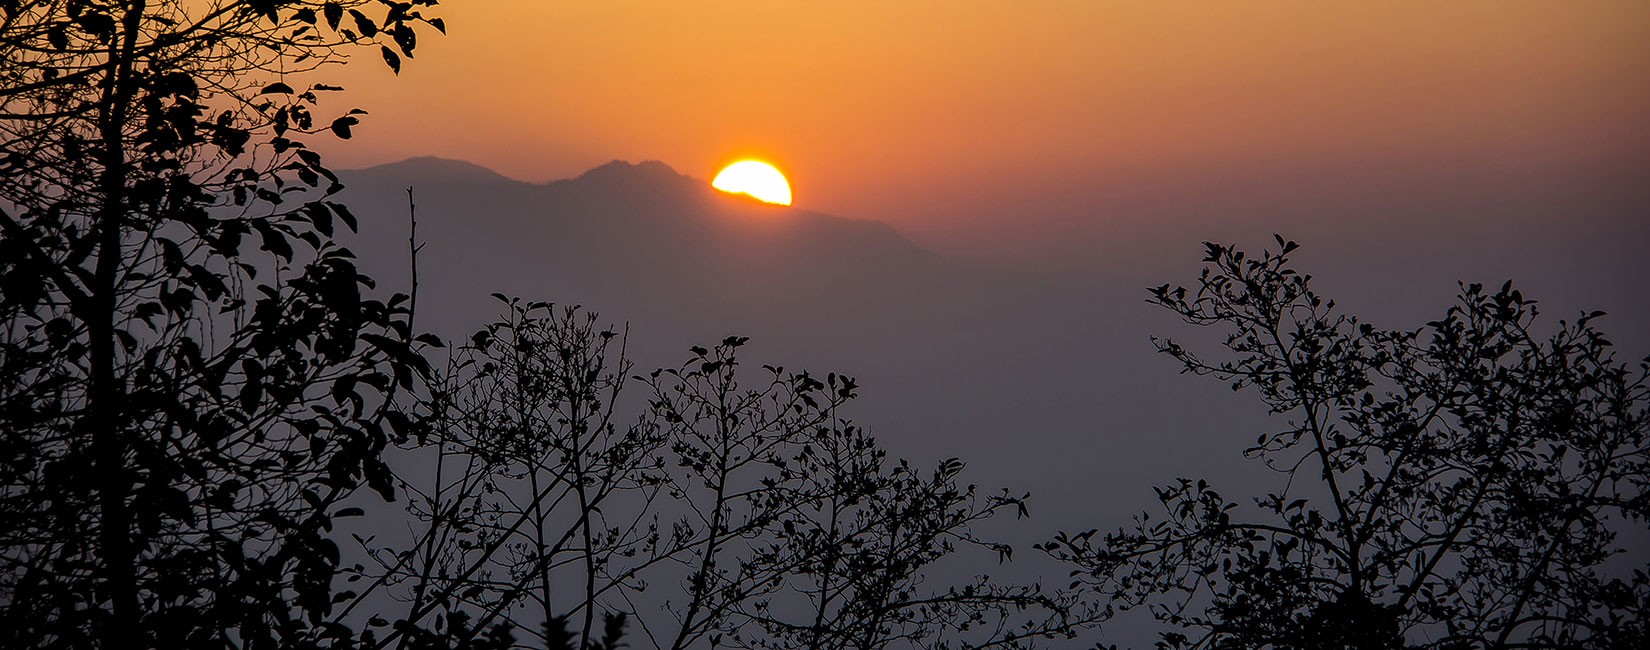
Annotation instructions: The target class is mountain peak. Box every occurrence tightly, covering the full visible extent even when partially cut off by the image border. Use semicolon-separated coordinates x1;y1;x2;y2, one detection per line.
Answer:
574;159;692;185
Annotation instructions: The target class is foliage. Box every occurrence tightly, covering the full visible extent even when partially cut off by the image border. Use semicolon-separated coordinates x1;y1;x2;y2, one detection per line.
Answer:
374;300;1091;650
1041;237;1650;649
0;1;442;648
19;0;1637;647
0;3;1081;648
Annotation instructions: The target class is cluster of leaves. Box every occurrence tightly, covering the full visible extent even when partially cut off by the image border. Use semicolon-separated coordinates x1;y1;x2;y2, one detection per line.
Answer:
1041;237;1650;649
0;1;442;648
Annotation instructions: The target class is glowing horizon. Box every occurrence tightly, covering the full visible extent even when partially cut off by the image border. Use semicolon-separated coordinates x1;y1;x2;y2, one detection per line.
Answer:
317;0;1650;262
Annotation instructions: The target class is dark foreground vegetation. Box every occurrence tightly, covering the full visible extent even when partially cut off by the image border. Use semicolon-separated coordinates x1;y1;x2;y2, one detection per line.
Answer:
1043;239;1649;649
2;2;1645;649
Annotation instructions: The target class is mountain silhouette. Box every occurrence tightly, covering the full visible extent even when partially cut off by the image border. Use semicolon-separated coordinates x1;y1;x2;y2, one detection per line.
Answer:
337;158;1012;367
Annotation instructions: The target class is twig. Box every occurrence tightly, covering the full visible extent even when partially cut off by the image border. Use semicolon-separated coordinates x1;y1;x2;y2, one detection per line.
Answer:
406;186;422;334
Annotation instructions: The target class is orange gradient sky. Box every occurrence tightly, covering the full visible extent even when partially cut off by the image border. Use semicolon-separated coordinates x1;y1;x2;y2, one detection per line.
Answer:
318;0;1650;260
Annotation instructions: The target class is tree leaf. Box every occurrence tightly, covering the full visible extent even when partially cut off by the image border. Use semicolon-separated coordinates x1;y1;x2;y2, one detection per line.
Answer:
330;115;358;139
381;46;401;74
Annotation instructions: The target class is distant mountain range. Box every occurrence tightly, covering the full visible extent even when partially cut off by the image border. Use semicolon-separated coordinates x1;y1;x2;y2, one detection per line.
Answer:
338;157;1010;356
332;157;1159;504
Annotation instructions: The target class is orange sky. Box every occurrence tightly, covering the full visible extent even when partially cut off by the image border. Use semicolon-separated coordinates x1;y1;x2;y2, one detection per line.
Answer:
319;0;1650;259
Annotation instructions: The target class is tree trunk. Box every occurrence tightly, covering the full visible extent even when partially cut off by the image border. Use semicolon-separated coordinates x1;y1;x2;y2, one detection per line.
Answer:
89;2;148;647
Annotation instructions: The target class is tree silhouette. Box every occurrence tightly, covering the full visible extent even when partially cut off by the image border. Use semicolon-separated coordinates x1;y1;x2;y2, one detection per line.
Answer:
370;300;1092;650
1042;237;1649;649
0;1;441;647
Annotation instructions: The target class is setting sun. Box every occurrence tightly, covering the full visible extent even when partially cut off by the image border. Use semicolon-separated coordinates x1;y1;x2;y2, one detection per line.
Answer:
712;161;792;206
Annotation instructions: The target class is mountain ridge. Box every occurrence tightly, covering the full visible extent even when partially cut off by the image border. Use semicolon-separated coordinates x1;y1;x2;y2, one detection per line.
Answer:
343;156;924;250
332;155;999;359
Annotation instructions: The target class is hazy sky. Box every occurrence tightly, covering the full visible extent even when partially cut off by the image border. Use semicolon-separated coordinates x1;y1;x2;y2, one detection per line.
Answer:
321;0;1650;263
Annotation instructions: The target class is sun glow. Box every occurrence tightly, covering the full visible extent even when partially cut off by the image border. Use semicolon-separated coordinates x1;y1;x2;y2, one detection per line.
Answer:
712;161;792;206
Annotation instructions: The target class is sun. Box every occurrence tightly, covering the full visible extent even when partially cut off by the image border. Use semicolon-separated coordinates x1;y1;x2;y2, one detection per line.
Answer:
712;161;792;206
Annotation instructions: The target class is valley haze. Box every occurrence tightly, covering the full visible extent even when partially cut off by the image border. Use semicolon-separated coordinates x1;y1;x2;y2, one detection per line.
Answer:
339;156;1650;545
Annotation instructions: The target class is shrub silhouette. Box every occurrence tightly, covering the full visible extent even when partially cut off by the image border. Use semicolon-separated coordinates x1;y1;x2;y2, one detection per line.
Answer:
374;299;1092;650
1042;237;1650;649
